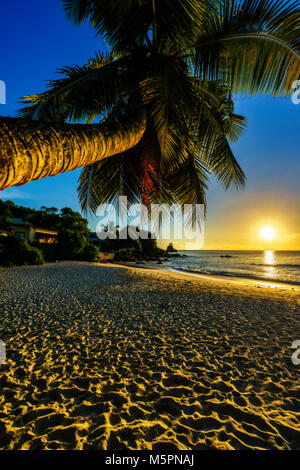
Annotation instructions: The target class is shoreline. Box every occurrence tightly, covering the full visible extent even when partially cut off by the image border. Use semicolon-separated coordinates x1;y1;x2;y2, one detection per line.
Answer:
168;267;300;288
94;261;300;298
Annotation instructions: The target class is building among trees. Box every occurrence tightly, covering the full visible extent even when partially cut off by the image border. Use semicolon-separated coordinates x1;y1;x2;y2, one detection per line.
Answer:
7;218;58;244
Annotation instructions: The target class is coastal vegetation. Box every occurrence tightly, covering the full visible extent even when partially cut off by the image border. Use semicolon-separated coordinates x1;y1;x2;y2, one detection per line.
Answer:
88;223;176;262
0;200;174;266
0;201;98;266
0;237;45;267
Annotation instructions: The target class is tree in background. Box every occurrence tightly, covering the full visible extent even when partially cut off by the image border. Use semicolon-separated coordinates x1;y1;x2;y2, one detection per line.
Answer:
0;202;98;264
0;237;44;267
0;200;13;230
57;207;98;260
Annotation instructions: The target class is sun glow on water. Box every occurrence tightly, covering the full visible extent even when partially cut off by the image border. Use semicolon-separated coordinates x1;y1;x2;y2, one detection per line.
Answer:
264;250;275;265
263;250;277;279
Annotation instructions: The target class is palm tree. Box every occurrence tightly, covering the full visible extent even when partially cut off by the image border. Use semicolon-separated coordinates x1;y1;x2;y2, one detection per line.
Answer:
0;0;299;215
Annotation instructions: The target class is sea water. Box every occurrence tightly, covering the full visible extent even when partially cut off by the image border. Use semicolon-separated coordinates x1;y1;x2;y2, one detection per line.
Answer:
164;250;300;285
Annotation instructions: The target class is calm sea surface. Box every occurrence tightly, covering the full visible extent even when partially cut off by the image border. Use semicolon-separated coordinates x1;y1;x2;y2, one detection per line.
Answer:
163;251;300;285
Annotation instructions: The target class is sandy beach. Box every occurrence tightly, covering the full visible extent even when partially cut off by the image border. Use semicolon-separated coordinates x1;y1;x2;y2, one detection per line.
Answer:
0;261;299;450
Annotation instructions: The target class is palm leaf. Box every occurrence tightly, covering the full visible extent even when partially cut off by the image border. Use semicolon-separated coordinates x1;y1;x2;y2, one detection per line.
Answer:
194;0;300;96
62;0;206;53
19;52;139;122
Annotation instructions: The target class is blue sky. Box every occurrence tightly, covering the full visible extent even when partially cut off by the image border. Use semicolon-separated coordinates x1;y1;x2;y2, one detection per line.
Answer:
0;0;299;249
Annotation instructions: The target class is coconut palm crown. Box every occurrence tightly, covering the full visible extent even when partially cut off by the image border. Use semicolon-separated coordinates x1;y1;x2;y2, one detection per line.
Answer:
1;0;299;215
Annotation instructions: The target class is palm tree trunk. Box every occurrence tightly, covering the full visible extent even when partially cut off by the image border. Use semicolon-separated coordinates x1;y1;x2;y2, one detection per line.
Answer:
0;111;146;190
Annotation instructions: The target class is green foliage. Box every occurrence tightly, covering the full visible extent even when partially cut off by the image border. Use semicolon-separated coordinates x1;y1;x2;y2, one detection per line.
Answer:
95;224;159;256
140;236;159;256
27;245;45;265
56;206;97;260
37;243;58;262
0;200;62;231
78;243;99;261
0;204;12;230
0;237;45;267
57;229;86;259
60;207;89;235
0;201;94;263
0;201;89;234
19;0;300;215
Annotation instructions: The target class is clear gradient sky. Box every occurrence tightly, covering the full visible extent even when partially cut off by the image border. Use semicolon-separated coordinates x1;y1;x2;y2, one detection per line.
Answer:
0;1;299;250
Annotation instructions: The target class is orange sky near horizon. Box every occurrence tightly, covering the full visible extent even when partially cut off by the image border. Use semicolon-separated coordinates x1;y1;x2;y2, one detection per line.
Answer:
203;191;300;251
158;190;300;251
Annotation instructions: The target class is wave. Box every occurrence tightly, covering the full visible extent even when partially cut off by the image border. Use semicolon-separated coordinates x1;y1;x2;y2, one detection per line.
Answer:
251;263;300;269
171;267;300;286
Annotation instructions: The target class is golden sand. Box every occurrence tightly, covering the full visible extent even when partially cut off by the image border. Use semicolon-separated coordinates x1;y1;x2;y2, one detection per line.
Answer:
0;261;299;450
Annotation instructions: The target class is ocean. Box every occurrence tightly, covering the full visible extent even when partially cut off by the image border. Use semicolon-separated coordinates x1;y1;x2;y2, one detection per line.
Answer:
163;250;300;286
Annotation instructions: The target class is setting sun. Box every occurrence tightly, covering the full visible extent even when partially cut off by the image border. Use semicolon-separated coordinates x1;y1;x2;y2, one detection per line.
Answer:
259;226;277;241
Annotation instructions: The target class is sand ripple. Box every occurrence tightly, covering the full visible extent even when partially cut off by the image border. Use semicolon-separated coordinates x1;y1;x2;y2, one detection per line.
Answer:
0;262;299;450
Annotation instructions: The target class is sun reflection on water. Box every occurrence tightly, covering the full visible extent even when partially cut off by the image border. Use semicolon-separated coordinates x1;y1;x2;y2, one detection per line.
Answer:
263;250;277;278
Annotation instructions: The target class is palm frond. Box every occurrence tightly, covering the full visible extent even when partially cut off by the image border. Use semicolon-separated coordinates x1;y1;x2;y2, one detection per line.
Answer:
190;79;247;188
62;0;93;24
195;0;300;96
78;126;173;216
62;0;207;53
78;164;98;215
18;53;136;122
205;135;246;189
140;54;197;171
168;153;208;206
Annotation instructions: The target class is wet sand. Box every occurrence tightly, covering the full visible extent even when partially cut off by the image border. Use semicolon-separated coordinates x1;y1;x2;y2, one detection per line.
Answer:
0;261;299;450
